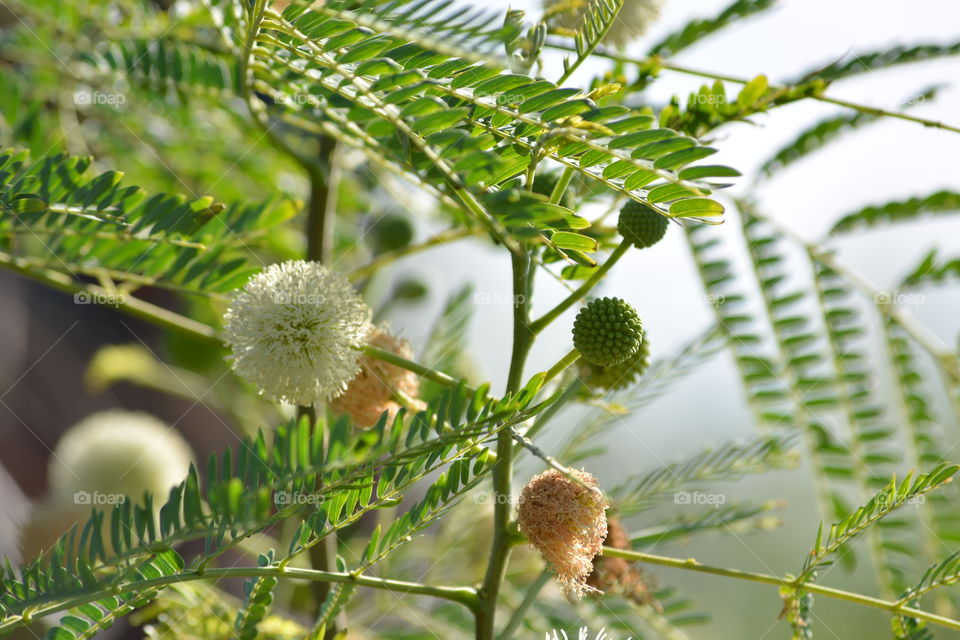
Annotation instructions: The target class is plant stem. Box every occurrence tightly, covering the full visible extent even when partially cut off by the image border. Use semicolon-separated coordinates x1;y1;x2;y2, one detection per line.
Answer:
296;406;339;623
545;41;960;135
359;344;474;393
500;569;551;640
476;249;535;640
0;568;479;634
601;547;960;632
301;104;340;625
529;240;629;334
305;137;338;264
349;228;476;281
548;167;575;205
543;349;580;384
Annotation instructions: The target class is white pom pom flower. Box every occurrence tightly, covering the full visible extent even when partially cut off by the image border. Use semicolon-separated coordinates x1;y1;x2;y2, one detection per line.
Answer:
49;410;194;503
544;0;666;48
223;260;372;406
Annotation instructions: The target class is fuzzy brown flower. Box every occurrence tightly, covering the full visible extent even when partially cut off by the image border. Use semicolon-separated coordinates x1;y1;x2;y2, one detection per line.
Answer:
516;468;608;598
586;517;658;607
331;326;425;427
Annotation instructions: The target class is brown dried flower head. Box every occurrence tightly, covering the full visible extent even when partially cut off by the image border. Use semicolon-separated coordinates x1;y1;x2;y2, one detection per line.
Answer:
516;468;608;598
586;517;658;608
331;326;425;427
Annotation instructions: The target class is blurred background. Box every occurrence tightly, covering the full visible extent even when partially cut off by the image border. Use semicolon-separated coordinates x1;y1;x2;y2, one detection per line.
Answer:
1;0;959;638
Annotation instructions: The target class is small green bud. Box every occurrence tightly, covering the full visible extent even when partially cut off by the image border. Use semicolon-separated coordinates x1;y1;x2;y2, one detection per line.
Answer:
572;297;643;366
370;214;414;253
579;333;650;391
618;200;668;249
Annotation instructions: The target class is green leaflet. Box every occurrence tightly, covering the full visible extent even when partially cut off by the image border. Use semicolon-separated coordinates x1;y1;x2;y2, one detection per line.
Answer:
0;148;296;295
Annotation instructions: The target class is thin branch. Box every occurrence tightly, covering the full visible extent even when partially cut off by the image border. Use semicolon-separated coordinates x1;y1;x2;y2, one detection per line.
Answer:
0;566;479;634
530;240;630;334
603;547;960;632
543;41;960;135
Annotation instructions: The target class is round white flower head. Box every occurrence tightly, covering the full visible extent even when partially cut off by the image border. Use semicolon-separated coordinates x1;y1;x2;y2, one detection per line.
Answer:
224;260;372;406
544;0;666;48
48;410;194;503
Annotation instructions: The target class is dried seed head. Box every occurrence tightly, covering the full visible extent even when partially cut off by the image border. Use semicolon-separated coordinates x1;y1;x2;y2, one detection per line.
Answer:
516;469;608;598
331;326;425;427
586;517;658;607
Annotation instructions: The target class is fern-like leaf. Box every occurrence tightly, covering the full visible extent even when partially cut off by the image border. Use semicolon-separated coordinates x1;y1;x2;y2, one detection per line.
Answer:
648;0;776;57
831;190;960;234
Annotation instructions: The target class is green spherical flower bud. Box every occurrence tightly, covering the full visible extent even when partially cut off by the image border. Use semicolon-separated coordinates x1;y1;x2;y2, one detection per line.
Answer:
618;201;668;249
578;334;650;391
370;214;414;253
572;297;643;367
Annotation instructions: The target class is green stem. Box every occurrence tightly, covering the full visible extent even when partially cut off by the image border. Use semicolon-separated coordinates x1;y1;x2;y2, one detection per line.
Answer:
544;41;960;135
602;547;960;632
359;344;475;394
500;569;551;640
476;250;535;640
296;406;339;623
349;228;476;281
543;349;580;384
548;166;574;205
0;567;479;634
529;240;629;334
